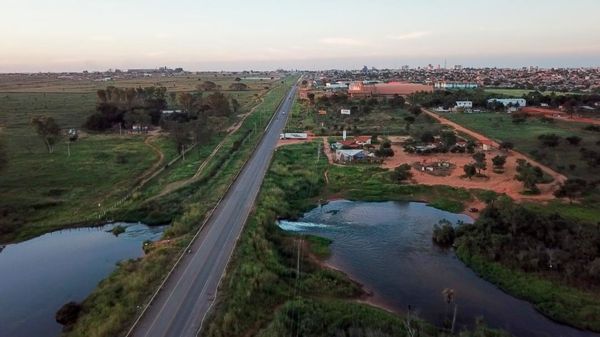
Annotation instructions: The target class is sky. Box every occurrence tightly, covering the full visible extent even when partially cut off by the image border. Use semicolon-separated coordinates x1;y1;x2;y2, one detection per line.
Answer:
2;0;600;72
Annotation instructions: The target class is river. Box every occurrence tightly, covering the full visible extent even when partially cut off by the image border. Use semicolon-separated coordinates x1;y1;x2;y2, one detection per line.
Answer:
278;200;598;337
0;222;165;337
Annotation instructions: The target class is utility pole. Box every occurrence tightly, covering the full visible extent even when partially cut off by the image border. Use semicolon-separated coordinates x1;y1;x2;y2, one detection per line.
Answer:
67;141;71;157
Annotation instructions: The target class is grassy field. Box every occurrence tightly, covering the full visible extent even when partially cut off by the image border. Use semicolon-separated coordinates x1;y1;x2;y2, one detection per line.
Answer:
484;88;581;97
63;76;298;337
0;72;281;93
0;73;284;242
286;98;439;136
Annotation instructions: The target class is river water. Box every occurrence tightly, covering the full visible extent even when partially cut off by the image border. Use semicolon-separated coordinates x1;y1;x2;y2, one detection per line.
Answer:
278;200;598;337
0;223;165;337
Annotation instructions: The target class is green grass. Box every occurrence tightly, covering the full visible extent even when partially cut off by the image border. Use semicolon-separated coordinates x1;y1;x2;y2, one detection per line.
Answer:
0;134;156;242
457;248;600;332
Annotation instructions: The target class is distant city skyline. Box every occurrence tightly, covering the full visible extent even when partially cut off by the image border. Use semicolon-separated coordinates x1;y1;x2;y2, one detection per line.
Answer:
2;0;600;72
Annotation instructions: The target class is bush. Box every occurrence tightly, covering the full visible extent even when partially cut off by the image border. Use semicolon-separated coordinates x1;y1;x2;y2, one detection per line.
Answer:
391;164;412;183
432;220;456;246
56;301;81;326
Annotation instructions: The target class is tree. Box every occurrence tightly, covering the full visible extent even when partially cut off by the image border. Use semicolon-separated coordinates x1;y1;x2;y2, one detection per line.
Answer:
231;98;240;113
229;83;248;91
492;155;507;169
515;159;543;194
56;301;81;326
463;163;476;179
554;178;588;202
440;131;457;148
538;133;561;147
404;116;415;131
410;105;422;116
499;141;514;151
565;136;582;146
307;93;315;104
205;92;232;117
168;122;192;153
197;81;218;91
432;220;456;246
376;141;394;157
420;131;435;143
472;152;487;174
178;92;195;112
392;164;412;183
31;116;61;153
390;94;405;107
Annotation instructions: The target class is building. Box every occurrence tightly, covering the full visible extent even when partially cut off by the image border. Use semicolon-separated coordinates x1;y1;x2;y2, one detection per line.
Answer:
455;101;473;109
335;149;366;162
348;81;433;98
487;98;527;107
434;82;478;90
325;82;349;91
340;109;351;115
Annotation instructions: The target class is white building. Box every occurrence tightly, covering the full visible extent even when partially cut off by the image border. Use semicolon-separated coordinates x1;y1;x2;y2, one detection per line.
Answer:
434;82;478;90
487;98;527;108
455;101;473;109
340;109;351;115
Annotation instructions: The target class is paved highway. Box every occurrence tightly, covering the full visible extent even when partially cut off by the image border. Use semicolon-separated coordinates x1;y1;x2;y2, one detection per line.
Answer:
131;82;298;337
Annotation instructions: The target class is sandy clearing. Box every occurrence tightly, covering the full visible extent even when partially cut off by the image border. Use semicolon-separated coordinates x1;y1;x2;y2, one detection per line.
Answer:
521;107;600;126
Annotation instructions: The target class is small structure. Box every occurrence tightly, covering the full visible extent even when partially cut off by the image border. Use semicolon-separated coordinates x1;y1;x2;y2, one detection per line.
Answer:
279;133;308;140
413;160;456;177
480;139;495;151
455;101;473;111
335;149;365;162
340;109;351;115
318;110;327;115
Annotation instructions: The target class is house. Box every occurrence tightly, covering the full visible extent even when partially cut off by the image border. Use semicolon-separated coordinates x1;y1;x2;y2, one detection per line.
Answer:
335;149;366;162
318;110;327;115
340;109;351;115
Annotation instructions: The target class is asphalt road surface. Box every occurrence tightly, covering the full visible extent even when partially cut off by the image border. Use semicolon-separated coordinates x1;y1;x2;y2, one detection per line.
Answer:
131;82;298;337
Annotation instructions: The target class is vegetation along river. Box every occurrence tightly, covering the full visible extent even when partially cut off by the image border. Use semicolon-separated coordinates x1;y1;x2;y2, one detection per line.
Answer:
278;200;598;337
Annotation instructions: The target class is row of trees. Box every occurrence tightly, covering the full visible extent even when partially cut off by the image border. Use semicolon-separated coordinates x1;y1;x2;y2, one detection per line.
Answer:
85;86;168;131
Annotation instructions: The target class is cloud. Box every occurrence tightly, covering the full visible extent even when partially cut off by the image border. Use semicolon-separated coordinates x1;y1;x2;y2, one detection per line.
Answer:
386;31;431;41
319;37;365;46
